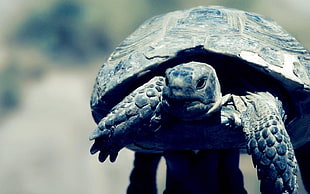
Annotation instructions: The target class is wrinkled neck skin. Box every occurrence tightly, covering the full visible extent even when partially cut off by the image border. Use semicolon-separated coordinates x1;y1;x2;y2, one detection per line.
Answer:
162;62;222;121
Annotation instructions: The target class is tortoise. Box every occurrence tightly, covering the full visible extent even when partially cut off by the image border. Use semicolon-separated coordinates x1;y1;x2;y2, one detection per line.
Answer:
89;5;310;194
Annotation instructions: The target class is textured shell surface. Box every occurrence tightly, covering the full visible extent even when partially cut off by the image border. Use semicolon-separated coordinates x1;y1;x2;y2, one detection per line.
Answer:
91;6;310;146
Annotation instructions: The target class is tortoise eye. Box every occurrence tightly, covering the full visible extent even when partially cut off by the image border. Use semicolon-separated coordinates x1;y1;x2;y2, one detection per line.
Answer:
196;78;206;89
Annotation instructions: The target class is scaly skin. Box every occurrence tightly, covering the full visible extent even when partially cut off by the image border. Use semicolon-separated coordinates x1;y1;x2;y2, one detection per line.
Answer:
90;76;164;162
241;92;298;194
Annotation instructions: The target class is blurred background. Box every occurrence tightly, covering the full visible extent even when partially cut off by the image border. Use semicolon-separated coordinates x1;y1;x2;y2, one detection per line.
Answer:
0;0;309;193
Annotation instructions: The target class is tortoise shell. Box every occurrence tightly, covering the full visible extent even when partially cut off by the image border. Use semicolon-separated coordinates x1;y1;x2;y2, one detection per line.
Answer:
91;6;310;147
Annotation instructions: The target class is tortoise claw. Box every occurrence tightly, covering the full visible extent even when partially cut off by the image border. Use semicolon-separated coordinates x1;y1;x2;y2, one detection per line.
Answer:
109;152;119;163
99;151;109;163
96;149;120;163
90;144;100;155
220;106;241;128
90;134;121;163
89;128;111;141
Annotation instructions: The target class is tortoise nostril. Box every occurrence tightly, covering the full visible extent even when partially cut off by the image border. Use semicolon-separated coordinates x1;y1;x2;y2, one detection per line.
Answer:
171;88;183;97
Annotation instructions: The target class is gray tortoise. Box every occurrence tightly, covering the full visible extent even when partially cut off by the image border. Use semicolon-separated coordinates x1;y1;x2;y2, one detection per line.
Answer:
89;6;310;194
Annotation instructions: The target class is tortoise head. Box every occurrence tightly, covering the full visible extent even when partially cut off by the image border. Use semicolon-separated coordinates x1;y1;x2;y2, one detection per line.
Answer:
162;62;222;121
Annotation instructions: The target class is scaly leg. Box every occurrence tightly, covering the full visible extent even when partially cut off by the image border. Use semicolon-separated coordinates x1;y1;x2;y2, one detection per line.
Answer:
89;76;164;162
241;92;298;194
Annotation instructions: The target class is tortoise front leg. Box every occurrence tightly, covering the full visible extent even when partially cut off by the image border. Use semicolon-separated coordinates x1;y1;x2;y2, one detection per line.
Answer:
89;76;164;162
241;92;298;194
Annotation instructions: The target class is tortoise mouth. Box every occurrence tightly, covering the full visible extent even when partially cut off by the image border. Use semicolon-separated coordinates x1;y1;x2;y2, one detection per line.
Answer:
162;98;218;120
